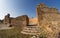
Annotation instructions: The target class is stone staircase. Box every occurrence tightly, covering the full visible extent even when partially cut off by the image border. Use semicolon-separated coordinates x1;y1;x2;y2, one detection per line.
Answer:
21;25;41;35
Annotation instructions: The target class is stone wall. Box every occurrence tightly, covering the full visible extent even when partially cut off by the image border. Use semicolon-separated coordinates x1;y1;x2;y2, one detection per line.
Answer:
36;4;43;26
40;13;60;38
11;15;29;27
29;18;38;25
37;3;58;13
36;3;59;26
3;14;29;27
36;3;60;38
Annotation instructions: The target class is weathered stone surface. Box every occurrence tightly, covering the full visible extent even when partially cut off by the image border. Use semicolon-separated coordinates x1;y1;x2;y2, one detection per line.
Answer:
21;26;41;35
3;14;29;28
29;18;38;25
36;3;60;38
0;3;60;38
0;14;29;30
36;3;59;26
11;15;29;27
4;14;11;24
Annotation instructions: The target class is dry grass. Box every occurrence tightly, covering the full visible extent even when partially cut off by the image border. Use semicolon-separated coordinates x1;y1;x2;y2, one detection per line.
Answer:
0;27;31;38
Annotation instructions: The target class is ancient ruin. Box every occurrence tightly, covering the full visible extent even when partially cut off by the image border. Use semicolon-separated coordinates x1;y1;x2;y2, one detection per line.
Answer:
0;14;29;29
0;3;60;38
21;3;60;38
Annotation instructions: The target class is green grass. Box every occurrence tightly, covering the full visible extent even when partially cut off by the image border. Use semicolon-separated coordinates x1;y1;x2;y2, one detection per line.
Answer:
0;27;32;38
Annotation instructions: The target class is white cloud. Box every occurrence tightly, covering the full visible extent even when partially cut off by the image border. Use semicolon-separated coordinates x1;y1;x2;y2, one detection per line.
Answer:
0;0;12;19
0;0;26;19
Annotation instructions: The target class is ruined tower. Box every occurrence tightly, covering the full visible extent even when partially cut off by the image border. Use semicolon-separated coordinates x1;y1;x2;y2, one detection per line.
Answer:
36;3;58;26
4;14;11;24
36;3;45;26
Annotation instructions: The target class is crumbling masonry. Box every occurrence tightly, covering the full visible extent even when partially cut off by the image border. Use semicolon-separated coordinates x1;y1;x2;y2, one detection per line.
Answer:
0;3;60;38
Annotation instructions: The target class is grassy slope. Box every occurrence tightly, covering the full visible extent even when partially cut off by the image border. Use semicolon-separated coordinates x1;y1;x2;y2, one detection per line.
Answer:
0;27;31;38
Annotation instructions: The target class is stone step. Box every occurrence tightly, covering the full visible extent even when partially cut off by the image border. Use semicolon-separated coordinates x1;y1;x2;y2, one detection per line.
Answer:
21;26;41;35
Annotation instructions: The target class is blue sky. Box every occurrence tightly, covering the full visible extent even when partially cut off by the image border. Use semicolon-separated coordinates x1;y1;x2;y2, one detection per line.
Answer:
0;0;60;19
